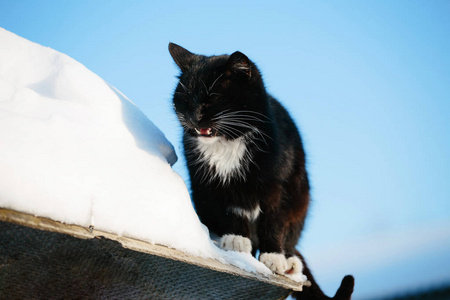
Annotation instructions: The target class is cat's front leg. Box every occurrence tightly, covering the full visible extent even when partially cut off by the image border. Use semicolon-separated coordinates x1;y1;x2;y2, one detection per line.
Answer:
258;198;303;274
258;214;294;274
258;225;303;274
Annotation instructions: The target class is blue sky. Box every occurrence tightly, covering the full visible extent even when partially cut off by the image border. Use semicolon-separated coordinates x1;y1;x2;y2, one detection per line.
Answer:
1;1;449;298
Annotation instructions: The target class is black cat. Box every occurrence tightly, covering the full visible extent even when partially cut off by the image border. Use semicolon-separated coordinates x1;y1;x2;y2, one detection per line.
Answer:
169;43;354;300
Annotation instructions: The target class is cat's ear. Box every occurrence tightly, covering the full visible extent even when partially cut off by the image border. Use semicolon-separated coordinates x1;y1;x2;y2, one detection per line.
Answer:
226;51;252;80
169;43;196;72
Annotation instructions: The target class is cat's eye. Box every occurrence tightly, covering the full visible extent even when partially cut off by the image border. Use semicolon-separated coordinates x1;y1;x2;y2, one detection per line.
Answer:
210;93;225;101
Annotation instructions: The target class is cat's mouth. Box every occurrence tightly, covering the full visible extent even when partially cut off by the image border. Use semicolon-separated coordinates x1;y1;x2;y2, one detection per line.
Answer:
195;128;216;137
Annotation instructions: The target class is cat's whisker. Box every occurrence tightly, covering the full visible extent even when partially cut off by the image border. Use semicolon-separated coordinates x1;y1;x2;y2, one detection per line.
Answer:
210;92;225;98
216;119;256;131
221;127;242;139
217;119;271;146
200;79;210;96
179;82;188;93
216;116;267;124
213;108;232;119
215;114;264;120
252;131;269;147
209;73;224;92
213;113;271;124
238;110;272;121
247;136;269;153
215;124;244;139
250;126;272;141
223;118;272;139
213;110;272;122
249;129;270;146
216;120;254;132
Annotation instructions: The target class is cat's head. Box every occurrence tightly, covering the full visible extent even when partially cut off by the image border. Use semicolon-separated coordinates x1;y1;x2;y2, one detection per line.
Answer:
169;43;267;141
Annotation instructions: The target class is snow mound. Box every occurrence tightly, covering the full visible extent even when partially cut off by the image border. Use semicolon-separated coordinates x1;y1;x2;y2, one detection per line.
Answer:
0;27;204;250
0;28;287;278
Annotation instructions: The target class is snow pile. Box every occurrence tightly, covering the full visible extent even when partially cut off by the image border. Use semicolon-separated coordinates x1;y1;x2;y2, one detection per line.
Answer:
0;27;201;251
0;28;296;279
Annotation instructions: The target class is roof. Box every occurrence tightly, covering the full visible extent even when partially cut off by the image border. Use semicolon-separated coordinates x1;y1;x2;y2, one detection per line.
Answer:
0;208;309;299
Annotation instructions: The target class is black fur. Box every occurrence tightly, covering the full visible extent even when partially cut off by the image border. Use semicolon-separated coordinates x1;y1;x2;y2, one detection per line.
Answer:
169;43;354;300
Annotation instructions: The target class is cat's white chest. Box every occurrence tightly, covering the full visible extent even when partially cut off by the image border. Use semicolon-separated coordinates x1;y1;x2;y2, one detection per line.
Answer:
195;136;249;183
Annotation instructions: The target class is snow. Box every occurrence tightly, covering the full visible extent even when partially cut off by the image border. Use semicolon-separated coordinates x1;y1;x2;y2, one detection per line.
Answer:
0;28;306;282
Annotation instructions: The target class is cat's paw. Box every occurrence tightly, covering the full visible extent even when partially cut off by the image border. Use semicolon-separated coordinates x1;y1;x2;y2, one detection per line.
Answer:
259;252;288;274
259;253;304;275
286;256;303;274
220;234;252;253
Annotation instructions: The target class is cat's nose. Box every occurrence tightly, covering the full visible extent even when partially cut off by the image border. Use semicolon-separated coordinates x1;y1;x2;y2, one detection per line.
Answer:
194;109;204;122
188;114;202;128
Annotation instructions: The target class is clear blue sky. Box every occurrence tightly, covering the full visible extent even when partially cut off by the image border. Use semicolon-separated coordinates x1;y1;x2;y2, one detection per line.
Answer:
1;1;449;298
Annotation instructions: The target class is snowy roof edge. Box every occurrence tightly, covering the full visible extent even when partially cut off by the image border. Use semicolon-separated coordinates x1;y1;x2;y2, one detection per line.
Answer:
0;207;307;292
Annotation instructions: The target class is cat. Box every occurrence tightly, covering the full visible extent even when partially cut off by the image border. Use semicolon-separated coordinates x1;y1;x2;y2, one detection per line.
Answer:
169;43;354;300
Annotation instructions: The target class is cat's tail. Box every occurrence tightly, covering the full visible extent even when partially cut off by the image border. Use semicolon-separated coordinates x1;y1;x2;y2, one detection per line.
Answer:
292;250;354;300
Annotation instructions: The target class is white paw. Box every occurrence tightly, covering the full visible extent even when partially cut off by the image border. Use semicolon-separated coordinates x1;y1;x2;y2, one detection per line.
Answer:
259;252;288;274
220;234;252;253
286;256;303;274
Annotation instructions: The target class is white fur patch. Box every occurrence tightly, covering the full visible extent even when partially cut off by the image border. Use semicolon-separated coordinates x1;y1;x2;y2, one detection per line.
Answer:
195;135;250;184
228;205;261;221
259;253;303;275
220;234;252;253
197;136;219;144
